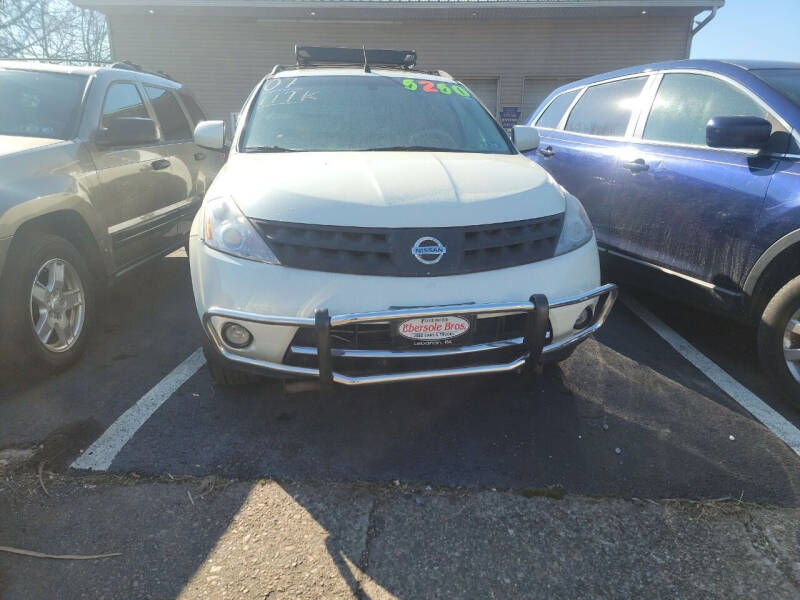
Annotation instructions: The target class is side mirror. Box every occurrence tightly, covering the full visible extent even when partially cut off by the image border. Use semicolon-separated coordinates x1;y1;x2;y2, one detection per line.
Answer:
512;125;540;153
194;120;227;152
706;116;771;150
96;117;158;147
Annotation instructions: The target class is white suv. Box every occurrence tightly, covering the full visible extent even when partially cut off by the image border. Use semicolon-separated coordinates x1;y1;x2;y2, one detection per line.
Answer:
189;47;617;386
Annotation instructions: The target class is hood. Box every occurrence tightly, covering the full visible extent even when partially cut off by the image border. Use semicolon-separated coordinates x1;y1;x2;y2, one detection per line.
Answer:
213;151;566;228
0;135;63;158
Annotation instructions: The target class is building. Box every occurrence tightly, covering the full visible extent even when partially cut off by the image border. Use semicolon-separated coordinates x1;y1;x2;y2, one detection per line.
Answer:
76;0;723;126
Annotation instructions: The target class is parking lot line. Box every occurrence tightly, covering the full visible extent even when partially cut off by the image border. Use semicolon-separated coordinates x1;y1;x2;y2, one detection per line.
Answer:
623;295;800;456
71;348;206;471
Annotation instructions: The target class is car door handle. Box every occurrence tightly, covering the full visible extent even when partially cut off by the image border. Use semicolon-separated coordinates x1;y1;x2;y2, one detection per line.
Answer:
539;146;555;157
622;158;649;172
194;152;206;161
151;159;171;171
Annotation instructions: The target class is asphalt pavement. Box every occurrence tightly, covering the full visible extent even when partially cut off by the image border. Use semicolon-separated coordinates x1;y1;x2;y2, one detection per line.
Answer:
2;249;800;599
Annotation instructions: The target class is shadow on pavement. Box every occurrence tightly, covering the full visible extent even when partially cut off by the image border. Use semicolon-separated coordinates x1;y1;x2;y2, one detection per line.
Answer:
0;476;256;599
3;476;800;599
113;330;800;506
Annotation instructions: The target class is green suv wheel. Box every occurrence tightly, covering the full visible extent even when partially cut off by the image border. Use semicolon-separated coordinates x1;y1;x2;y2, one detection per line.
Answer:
0;233;95;371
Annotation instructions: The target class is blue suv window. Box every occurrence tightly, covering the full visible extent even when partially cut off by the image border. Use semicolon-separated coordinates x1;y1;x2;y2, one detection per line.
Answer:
643;73;776;147
564;77;646;137
535;89;579;129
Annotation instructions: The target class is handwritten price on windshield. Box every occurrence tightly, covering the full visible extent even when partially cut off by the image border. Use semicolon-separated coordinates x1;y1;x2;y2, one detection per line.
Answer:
402;79;471;97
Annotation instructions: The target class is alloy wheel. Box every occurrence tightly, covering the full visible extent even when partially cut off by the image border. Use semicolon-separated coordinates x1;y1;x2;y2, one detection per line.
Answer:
29;258;86;353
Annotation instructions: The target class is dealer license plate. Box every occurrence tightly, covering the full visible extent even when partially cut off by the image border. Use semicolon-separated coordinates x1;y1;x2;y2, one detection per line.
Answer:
392;314;475;348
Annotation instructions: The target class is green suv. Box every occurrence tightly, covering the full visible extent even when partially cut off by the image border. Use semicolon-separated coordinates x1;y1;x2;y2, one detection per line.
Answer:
0;61;222;371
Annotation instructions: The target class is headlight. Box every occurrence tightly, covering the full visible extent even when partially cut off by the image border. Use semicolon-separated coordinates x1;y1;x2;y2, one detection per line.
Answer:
203;196;280;264
554;192;593;256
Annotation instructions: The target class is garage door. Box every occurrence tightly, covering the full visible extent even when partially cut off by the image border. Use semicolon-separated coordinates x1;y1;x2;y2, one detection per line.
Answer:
523;78;574;124
459;78;498;117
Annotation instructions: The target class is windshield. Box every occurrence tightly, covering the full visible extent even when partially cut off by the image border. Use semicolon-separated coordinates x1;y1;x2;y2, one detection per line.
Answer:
240;74;514;154
0;69;87;140
753;68;800;107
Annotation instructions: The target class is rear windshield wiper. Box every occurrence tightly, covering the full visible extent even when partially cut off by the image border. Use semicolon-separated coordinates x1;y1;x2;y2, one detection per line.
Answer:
241;145;299;153
363;146;471;153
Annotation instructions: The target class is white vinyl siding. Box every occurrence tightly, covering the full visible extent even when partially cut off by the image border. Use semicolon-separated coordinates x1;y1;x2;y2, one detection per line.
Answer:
104;15;694;121
459;78;499;117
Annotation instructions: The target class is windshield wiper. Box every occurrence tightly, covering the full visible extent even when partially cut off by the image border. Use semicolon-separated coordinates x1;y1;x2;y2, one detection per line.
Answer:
241;145;299;153
363;145;471;153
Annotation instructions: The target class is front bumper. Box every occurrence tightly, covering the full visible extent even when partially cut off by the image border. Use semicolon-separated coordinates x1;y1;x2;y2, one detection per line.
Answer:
202;283;617;386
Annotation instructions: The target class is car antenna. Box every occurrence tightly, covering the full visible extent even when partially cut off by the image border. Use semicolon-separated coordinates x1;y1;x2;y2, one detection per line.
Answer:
362;45;371;73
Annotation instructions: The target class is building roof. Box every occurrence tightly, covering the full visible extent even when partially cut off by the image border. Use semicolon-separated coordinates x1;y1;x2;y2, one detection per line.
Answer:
76;0;722;4
75;0;723;19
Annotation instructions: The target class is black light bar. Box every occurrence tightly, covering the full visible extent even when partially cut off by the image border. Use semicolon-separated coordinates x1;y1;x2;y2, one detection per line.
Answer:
295;45;417;69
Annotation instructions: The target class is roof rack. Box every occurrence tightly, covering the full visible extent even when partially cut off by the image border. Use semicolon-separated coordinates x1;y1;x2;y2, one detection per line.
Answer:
296;45;416;69
110;60;175;82
270;46;452;78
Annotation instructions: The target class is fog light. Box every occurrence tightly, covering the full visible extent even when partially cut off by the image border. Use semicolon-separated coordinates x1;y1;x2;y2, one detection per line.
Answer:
221;322;253;348
573;307;593;330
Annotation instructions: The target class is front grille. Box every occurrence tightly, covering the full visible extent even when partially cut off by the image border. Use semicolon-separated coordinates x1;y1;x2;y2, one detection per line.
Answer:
291;313;529;350
285;313;554;376
253;214;564;276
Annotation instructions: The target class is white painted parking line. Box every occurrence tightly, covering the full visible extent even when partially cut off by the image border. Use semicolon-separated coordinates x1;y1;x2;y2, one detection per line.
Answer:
71;348;206;471
623;295;800;456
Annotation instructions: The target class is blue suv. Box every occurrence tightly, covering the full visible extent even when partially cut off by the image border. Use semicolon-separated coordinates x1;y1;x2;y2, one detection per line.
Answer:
526;59;800;399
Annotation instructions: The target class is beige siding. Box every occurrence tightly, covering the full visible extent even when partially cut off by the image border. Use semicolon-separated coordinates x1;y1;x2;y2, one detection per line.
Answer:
107;15;691;122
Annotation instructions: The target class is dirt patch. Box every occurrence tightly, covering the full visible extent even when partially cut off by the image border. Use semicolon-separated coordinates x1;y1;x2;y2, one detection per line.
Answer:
0;448;37;473
35;420;106;471
0;419;104;476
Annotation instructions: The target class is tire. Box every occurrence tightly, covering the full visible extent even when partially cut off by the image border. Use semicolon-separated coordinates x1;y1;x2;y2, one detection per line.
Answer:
201;337;261;385
757;275;800;401
0;232;95;371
